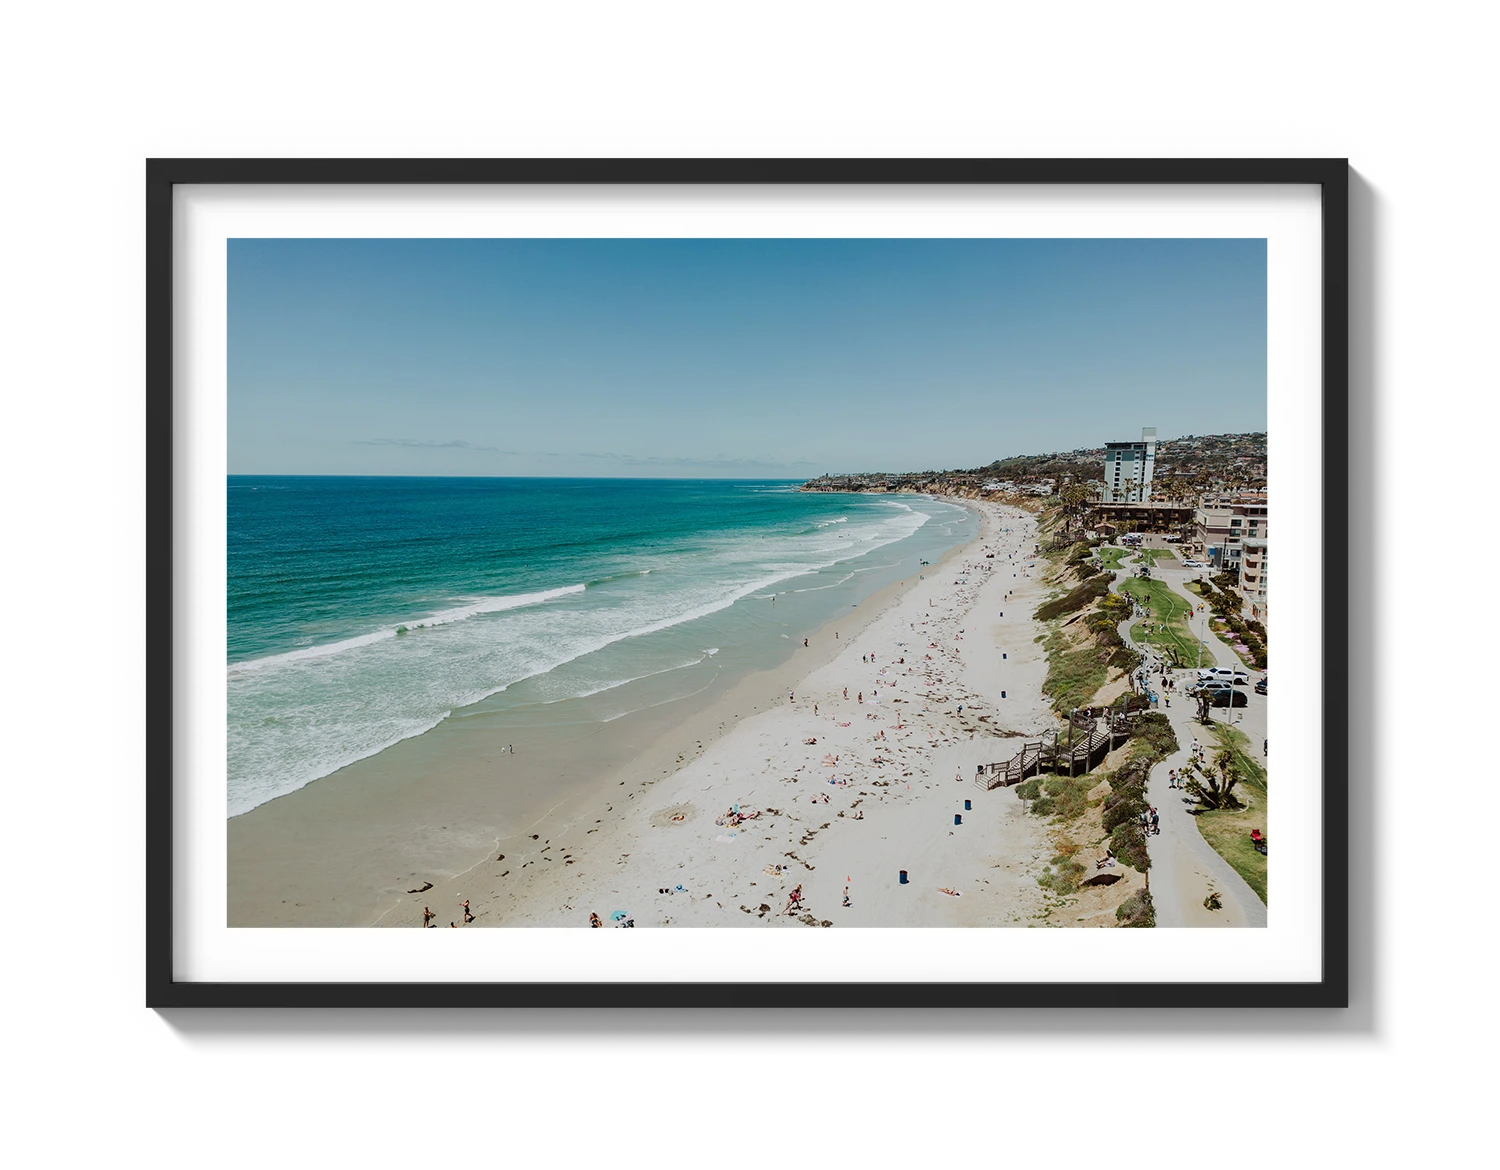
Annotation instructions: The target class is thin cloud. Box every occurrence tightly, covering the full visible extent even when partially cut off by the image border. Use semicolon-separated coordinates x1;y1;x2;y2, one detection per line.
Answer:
353;439;512;454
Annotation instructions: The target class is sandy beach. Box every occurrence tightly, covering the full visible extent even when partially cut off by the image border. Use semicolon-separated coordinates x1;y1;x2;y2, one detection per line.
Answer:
361;498;1108;930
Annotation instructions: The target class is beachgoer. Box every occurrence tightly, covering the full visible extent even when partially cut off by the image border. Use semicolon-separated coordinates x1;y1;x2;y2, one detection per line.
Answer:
858;691;863;703
803;638;808;647
842;886;851;908
843;687;848;700
1150;807;1160;835
589;912;602;928
422;906;436;928
462;898;473;924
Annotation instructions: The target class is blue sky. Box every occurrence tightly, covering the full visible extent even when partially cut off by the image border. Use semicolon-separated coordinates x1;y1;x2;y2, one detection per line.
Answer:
228;237;1266;476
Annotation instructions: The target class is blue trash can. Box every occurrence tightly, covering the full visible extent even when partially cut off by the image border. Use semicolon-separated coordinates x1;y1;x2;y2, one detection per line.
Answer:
1001;690;1006;698
954;814;963;825
964;799;972;811
899;870;909;885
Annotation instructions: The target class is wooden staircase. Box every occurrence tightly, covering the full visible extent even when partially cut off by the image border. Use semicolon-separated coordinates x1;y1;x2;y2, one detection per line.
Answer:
974;709;1142;790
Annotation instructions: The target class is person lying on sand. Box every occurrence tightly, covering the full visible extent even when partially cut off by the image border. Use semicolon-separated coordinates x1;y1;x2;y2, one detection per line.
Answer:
589;912;603;928
937;887;962;897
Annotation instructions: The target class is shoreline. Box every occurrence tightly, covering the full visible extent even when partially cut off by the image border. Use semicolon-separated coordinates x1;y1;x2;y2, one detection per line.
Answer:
227;495;980;926
373;497;1074;929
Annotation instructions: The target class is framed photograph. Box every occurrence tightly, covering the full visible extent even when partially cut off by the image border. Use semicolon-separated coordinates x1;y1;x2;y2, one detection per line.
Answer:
148;159;1347;1007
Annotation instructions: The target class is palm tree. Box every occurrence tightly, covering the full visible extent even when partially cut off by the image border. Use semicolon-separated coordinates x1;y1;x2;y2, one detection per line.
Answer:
1187;748;1245;810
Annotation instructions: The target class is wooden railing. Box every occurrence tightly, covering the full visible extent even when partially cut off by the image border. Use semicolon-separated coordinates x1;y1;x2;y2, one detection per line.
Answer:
975;708;1144;790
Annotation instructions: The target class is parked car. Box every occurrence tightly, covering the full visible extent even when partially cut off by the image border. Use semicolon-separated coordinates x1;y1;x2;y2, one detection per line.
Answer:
1181;559;1207;568
1255;676;1268;695
1197;667;1250;684
1189;680;1235;695
1208;689;1249;708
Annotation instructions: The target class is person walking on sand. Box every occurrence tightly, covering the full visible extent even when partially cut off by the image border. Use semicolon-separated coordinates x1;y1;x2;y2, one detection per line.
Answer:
804;638;808;647
858;692;863;703
423;906;435;928
462;898;474;924
784;884;803;915
842;886;851;908
843;687;848;700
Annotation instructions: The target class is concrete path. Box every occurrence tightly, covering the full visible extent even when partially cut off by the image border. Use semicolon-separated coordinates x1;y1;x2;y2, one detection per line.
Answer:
1109;549;1268;927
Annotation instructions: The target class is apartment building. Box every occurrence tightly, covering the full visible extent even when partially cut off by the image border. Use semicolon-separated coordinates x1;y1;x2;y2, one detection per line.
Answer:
1241;538;1268;623
1101;427;1157;503
1194;494;1268;578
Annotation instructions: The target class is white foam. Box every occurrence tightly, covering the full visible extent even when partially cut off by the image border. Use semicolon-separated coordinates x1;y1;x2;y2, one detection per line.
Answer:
227;583;586;676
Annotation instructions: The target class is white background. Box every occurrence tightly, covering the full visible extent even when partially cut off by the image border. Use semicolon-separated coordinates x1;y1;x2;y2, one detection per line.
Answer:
1;2;1489;1166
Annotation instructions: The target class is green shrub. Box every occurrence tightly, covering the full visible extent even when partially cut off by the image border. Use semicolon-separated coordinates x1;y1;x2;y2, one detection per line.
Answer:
1109;822;1150;872
1037;857;1087;895
1131;712;1180;759
1102;793;1146;833
1030;774;1098;821
1116;890;1155;928
1035;574;1111;621
1015;778;1042;801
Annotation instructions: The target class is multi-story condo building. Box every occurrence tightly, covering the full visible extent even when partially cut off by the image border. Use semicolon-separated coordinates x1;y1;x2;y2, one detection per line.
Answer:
1194;494;1268;580
1101;427;1157;503
1241;538;1268;623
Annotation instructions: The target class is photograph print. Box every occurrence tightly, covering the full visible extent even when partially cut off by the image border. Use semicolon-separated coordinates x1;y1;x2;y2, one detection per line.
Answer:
226;236;1270;932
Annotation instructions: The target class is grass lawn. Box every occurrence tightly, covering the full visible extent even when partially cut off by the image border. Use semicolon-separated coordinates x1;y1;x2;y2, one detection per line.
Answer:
1136;547;1178;568
1097;546;1128;570
1190;724;1268;905
1121;577;1203;668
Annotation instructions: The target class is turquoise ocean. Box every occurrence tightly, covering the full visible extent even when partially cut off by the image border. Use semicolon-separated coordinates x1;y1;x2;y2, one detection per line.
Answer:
228;478;973;817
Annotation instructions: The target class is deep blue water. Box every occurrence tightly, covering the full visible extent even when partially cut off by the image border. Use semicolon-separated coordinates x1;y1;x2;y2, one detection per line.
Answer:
227;477;970;815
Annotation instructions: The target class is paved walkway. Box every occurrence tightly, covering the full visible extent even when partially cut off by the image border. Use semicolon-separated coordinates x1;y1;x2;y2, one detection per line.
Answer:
1108;550;1267;928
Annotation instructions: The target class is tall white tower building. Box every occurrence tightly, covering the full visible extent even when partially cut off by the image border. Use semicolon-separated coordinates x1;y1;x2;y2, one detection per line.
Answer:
1102;427;1157;503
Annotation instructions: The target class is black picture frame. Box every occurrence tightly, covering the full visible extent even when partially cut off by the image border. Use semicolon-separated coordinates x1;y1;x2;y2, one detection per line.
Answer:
102;116;1392;1062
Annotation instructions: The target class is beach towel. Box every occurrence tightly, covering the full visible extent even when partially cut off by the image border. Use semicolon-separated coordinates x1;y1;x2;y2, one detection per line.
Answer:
611;911;628;921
